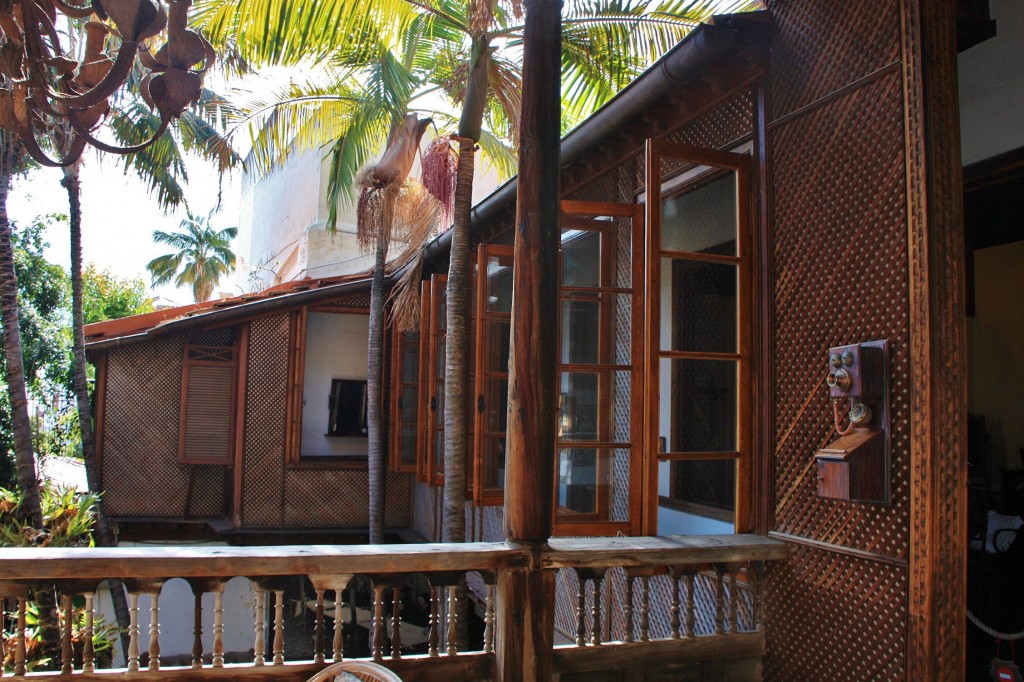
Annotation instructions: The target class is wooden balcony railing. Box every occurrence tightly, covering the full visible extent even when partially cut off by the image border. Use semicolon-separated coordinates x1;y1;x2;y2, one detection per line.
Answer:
0;535;786;681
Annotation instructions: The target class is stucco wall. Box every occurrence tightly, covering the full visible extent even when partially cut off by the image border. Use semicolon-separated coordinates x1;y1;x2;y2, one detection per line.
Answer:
958;0;1024;165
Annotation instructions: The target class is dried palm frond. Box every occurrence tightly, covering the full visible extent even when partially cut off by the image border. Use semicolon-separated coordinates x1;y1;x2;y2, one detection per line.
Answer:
423;135;458;223
390;180;443;268
387;248;425;332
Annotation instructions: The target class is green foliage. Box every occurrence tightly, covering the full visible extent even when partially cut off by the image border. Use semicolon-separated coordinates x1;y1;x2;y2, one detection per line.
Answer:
0;485;115;673
147;209;237;302
81;265;155;325
0;481;97;547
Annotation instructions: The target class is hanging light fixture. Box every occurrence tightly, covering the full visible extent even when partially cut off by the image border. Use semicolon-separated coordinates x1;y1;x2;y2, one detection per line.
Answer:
0;0;214;166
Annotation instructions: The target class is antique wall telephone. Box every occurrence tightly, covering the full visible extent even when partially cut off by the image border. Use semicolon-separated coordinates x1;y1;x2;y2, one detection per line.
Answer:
815;341;891;504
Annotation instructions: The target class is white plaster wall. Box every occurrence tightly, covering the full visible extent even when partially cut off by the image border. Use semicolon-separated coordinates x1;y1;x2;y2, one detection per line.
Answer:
238;140;505;291
96;550;256;666
301;312;370;457
958;0;1024;165
969;241;1024;472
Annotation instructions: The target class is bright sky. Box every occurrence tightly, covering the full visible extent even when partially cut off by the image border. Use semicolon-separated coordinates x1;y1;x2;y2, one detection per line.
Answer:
7;150;242;307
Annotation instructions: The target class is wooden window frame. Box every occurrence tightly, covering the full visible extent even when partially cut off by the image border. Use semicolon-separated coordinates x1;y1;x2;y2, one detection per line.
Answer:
389;324;421;473
416;280;433;483
643;139;754;535
285;305;371;470
473;243;514;506
178;340;239;466
553;200;645;537
423;274;447;486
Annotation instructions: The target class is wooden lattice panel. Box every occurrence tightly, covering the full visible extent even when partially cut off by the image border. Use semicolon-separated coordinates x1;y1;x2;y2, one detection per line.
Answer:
283;471;410;528
764;544;907;680
242;314;290;527
770;72;910;558
102;337;225;517
766;0;901;122
411;483;438;540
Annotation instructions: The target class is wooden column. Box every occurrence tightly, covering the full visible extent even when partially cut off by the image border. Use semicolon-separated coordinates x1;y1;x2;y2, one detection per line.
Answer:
497;0;561;678
902;0;967;678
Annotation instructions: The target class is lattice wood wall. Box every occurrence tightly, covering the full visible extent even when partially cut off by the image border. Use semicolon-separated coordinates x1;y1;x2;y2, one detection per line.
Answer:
763;0;965;679
102;337;226;517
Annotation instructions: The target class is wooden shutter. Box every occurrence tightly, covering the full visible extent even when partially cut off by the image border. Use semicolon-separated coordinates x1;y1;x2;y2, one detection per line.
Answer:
178;343;238;465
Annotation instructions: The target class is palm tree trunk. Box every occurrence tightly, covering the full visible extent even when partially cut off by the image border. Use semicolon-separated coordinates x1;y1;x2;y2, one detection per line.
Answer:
0;135;41;527
442;35;490;546
367;229;388;544
61;162;133;657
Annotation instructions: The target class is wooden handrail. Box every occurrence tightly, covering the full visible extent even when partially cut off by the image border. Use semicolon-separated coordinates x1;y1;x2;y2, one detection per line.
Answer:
0;536;786;582
0;536;787;680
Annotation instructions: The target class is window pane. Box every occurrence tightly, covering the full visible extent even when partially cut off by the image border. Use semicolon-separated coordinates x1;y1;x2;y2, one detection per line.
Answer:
401;333;419;381
481;436;506;490
560;298;600;364
485;378;509;432
561;229;601;287
559;372;598;440
661;172;737;256
400;386;417;422
659;258;737;354
399;426;417;467
658;359;737;452
556;447;630;522
486;253;514;313
486;320;511;372
657;459;735;535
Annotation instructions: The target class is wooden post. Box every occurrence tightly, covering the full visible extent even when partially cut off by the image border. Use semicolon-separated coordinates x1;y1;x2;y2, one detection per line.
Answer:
497;0;561;677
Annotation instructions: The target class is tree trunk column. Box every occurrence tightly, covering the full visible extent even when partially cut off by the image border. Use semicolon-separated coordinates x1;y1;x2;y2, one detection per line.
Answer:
498;0;561;678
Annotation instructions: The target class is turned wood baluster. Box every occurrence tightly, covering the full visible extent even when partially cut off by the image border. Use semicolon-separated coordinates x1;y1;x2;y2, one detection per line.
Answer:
272;589;285;665
684;574;695;638
60;593;74;674
83;593;95;673
446;585;458;656
639;577;650;642
591;573;603;646
713;565;725;635
670;572;681;639
191;591;204;669
483;584;495;654
728;570;739;634
253;588;266;666
314;589;325;664
428;586;440;657
15;597;27;676
127;591;141;671
574;572;587;646
149;591;161;671
212;590;225;668
333;587;345;662
623;576;634;643
372;584;386;662
753;561;765;631
390;587;402;660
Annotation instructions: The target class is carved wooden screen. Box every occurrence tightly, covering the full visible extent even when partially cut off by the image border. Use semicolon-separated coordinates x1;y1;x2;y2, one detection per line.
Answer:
178;343;238;465
644;140;753;535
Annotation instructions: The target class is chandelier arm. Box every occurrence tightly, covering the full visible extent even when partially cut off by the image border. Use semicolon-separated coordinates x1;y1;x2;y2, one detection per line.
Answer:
51;0;94;19
15;118;86;167
46;40;138;109
66;107;169;154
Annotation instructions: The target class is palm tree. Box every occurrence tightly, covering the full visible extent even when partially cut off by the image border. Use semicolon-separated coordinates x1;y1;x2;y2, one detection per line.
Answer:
147;210;238;302
59;84;239;656
0;131;41;527
194;0;760;542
